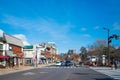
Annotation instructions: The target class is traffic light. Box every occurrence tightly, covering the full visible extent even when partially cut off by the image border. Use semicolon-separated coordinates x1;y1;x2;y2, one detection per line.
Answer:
113;34;119;40
108;34;119;44
108;39;112;44
108;36;113;44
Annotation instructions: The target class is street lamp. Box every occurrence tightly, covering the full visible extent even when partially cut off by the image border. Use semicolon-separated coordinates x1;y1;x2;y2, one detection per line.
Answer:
103;27;110;64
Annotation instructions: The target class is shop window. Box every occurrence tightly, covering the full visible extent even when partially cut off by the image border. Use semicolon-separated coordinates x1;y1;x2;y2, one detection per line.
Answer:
0;44;3;50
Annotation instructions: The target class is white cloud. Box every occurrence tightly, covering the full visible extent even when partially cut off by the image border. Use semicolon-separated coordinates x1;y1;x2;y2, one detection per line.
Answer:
0;29;30;45
0;29;4;37
81;27;87;31
2;15;73;39
113;22;120;30
82;34;91;38
2;15;34;29
13;34;30;46
36;18;73;38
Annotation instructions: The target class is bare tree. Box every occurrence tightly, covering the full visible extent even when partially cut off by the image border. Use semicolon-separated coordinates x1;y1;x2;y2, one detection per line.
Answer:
91;39;106;51
87;39;107;62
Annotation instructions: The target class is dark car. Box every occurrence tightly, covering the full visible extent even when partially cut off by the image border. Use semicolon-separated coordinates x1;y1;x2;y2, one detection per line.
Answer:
65;60;72;66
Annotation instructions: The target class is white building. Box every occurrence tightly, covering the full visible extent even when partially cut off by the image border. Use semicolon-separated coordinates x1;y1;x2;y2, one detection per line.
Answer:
23;44;45;65
23;45;34;65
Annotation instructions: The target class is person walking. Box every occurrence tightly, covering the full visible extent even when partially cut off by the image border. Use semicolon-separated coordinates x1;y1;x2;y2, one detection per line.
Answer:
113;59;117;70
110;60;114;69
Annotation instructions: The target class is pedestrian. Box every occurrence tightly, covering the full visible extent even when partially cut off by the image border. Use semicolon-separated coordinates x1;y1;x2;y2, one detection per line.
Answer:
113;59;117;70
110;60;114;69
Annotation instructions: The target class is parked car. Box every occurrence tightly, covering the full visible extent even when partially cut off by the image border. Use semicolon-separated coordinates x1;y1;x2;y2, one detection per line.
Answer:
84;61;92;66
55;61;61;66
65;60;72;66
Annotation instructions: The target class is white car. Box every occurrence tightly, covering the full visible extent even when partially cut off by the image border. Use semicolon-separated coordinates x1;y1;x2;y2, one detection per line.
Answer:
55;61;61;66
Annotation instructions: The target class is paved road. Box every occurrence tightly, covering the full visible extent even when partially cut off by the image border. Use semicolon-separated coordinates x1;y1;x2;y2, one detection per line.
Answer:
0;66;116;80
90;67;120;80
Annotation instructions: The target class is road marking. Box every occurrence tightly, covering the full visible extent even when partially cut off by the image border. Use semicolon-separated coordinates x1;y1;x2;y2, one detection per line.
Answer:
41;66;81;68
90;67;120;80
39;72;48;74
22;72;35;76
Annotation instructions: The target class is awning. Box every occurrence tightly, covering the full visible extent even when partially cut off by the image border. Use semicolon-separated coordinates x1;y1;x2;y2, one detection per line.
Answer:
0;56;9;58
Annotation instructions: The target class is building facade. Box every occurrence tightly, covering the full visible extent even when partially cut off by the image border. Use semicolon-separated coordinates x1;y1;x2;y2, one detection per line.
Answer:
23;45;34;65
40;42;57;63
23;44;45;66
0;33;24;68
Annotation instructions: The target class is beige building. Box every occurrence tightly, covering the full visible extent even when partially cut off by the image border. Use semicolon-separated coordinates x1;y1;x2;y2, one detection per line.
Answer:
40;42;57;62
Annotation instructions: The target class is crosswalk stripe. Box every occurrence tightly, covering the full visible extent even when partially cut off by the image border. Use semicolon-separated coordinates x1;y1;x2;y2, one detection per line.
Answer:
41;66;81;68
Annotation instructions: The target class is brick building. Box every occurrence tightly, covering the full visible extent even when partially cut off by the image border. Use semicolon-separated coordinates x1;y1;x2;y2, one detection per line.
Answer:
0;33;24;68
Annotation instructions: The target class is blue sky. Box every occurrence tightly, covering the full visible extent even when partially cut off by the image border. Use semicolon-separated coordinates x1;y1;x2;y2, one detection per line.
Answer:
0;0;120;53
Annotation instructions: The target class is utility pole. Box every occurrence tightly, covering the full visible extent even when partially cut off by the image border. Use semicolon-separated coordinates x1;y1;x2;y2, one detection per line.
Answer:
103;27;119;65
103;27;110;64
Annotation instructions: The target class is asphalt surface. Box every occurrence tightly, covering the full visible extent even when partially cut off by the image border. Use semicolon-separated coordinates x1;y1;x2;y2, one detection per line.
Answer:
90;67;120;80
0;65;117;80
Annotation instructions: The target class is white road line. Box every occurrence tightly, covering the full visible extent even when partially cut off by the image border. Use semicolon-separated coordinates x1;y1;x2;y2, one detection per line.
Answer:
39;72;48;74
90;67;120;80
22;72;35;76
42;66;80;69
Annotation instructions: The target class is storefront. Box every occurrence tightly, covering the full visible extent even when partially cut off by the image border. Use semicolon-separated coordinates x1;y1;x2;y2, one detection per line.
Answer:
0;56;9;68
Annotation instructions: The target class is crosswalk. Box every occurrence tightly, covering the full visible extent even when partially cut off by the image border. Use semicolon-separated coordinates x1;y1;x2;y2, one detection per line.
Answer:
22;71;49;76
22;72;35;76
41;66;83;68
90;67;120;80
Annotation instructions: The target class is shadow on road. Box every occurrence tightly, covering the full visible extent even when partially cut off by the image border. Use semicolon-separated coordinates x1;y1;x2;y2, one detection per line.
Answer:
72;73;116;80
94;78;116;80
73;73;102;75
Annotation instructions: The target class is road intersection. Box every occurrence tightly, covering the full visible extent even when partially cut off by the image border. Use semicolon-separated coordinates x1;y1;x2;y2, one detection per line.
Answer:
0;65;118;80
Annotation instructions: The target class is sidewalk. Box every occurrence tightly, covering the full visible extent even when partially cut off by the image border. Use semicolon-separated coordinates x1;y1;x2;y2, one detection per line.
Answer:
90;67;120;80
0;63;53;76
